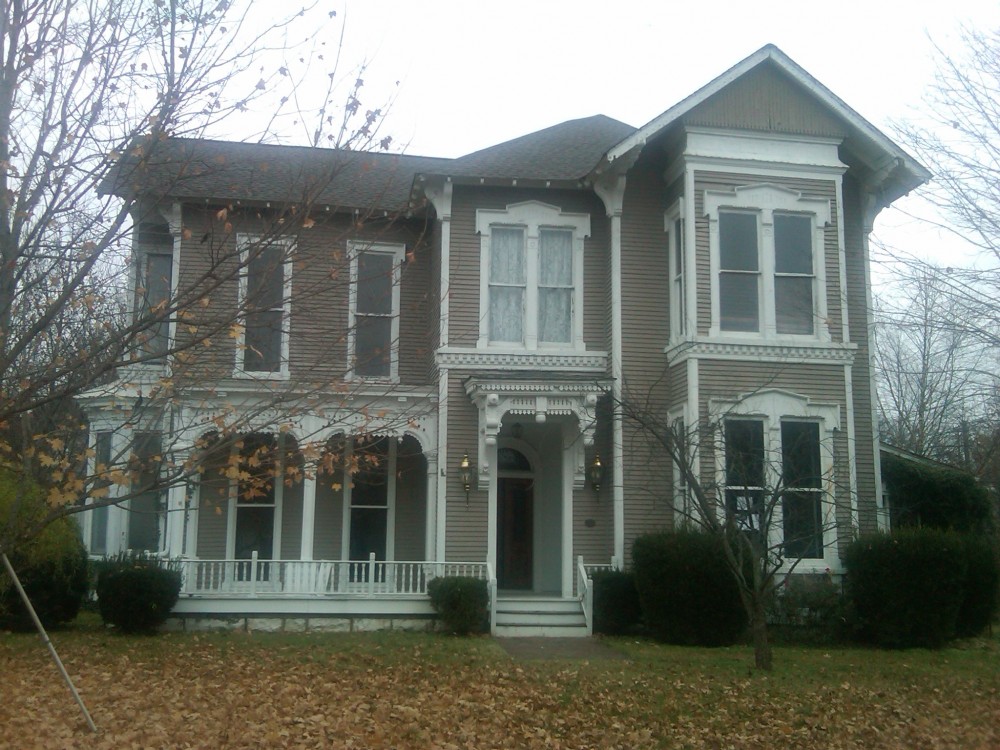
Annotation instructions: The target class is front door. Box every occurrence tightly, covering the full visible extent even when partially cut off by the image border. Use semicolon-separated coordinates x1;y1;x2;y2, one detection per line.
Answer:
497;477;533;589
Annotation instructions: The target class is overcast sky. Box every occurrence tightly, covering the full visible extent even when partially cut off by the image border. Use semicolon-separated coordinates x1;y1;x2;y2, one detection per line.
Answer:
246;0;1000;280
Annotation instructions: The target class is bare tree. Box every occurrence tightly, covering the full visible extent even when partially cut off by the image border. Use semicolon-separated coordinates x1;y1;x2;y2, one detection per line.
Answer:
0;0;418;559
874;273;995;466
618;383;847;672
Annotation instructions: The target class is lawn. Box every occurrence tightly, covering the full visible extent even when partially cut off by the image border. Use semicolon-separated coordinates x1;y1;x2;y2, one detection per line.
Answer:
1;616;997;749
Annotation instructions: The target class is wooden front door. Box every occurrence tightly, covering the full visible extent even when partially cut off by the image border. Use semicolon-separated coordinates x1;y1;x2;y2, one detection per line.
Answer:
497;477;533;590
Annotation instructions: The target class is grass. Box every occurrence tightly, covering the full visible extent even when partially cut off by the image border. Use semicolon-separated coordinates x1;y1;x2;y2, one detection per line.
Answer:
1;616;998;749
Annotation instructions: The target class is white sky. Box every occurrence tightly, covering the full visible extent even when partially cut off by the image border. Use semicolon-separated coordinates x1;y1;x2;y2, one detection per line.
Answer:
245;0;1000;282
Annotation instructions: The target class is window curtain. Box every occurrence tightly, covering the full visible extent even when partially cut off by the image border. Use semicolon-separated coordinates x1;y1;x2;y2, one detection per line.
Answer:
538;229;572;343
489;228;525;342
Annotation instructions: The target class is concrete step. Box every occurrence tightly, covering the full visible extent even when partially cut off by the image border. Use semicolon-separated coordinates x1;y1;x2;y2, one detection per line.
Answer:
495;597;583;614
494;623;590;638
495;610;587;626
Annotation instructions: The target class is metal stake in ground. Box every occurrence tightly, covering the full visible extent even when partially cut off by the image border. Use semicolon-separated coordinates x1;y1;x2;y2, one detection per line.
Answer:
1;552;97;732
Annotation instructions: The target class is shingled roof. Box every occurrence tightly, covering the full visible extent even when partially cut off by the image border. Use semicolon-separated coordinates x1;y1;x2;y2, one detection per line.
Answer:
104;137;451;212
444;115;636;181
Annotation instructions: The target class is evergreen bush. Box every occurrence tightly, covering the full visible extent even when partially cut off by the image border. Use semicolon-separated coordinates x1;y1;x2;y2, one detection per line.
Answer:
96;552;181;633
0;471;88;631
427;576;488;634
845;529;968;648
955;533;999;638
591;569;641;635
632;531;747;646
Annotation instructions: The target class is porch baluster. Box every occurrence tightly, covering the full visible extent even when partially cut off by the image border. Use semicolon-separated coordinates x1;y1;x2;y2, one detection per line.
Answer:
249;550;258;596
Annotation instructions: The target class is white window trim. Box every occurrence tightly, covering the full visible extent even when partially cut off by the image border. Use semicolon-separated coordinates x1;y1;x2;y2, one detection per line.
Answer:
668;405;695;528
340;437;397;562
234;234;293;380
665;198;687;343
711;389;841;572
476;201;590;352
347;240;404;383
704;184;831;343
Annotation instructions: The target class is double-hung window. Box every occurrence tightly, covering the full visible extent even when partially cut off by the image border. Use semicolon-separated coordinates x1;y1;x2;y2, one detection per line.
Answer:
706;185;830;340
128;431;165;552
349;241;403;380
666;200;687;341
477;201;590;351
134;226;174;359
716;389;839;568
237;235;291;376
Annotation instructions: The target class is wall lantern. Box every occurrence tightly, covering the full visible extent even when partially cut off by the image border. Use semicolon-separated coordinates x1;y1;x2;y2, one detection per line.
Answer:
459;452;472;503
589;453;603;494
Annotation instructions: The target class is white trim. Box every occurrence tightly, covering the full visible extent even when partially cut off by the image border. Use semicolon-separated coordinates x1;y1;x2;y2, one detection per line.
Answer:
234;234;293;380
710;388;842;572
424;180;453;348
665;198;687;344
435;347;607;371
666;339;856;365
686;129;846;171
347;240;405;383
475;201;591;352
435;368;448;562
704;183;832;342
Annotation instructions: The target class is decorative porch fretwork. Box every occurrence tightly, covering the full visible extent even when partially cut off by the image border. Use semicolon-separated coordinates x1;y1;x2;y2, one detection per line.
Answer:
464;376;610;489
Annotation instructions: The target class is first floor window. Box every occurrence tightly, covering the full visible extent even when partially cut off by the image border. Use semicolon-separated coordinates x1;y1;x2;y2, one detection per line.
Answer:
89;431;112;555
780;421;823;559
724;419;766;535
234;433;278;562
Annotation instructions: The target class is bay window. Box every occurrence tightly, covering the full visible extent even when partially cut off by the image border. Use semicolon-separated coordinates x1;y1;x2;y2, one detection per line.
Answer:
705;184;831;340
476;201;590;350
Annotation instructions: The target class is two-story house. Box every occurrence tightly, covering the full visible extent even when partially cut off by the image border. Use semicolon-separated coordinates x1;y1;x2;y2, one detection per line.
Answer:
80;45;928;635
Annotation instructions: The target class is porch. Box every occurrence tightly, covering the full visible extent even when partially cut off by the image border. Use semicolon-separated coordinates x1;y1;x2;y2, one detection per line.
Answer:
165;555;612;636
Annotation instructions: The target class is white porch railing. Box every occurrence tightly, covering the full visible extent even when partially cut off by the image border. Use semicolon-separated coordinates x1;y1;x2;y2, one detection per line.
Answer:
577;556;594;635
175;552;491;598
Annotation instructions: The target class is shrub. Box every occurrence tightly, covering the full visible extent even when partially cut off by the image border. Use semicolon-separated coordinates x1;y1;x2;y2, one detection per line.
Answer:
955;534;1000;638
0;472;88;631
845;529;968;648
591;569;641;635
881;453;993;534
96;552;181;633
767;572;848;645
632;531;747;646
427;576;488;635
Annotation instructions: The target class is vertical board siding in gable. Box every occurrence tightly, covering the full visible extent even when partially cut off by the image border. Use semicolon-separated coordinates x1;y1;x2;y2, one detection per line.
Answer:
444;374;487;561
693;172;843;340
842;175;878;532
683;63;848;140
619;163;673;563
448;186;608;352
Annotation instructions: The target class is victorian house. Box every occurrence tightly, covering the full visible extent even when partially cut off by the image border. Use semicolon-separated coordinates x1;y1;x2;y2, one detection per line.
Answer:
80;45;928;635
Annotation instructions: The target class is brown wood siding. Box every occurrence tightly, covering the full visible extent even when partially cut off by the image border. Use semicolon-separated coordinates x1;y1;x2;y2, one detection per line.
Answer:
684;62;848;139
668;362;688;408
444;373;486;561
394;438;427;560
842;175;879;532
448;186;608;351
173;206;432;386
693;172;843;340
574;398;615;566
196;462;229;558
313;476;344;559
619;163;674;561
280;479;304;560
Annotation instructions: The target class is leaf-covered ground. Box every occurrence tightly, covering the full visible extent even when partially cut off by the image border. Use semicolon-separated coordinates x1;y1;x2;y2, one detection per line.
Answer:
1;619;998;749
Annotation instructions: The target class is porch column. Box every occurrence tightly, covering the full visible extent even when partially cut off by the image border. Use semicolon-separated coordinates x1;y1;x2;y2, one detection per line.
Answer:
300;474;317;560
425;453;438;561
485;440;499;572
185;472;200;557
561;436;574;597
165;482;187;557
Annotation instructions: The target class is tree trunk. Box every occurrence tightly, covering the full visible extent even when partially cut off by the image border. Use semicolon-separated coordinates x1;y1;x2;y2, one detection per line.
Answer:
751;595;773;671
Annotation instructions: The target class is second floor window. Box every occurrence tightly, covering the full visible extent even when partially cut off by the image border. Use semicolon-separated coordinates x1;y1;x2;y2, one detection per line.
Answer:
133;225;173;359
349;242;403;380
238;235;291;376
477;201;590;351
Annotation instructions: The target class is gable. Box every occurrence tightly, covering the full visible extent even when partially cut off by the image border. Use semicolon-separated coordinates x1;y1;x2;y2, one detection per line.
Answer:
683;62;847;139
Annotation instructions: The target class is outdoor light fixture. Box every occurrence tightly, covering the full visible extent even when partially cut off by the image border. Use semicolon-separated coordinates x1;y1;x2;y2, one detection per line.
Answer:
589;453;603;494
459;452;472;503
